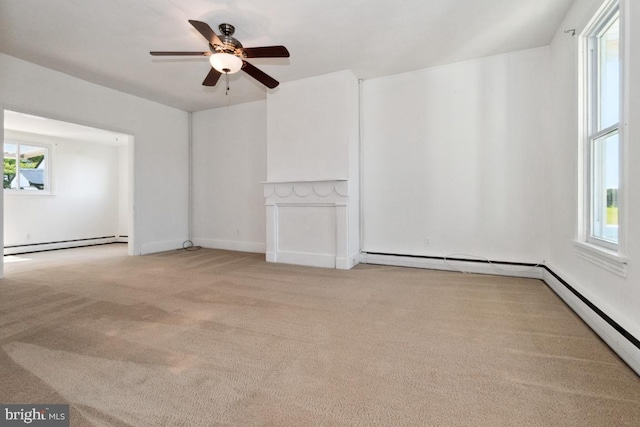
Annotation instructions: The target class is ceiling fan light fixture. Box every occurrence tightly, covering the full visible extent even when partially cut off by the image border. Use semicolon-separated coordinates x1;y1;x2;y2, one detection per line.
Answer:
151;20;287;88
209;53;242;74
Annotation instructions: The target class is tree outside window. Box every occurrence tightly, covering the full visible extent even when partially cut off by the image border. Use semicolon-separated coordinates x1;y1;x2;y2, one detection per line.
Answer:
3;142;49;191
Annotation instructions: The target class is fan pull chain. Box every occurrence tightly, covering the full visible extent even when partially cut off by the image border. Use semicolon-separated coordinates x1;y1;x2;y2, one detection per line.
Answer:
225;72;230;95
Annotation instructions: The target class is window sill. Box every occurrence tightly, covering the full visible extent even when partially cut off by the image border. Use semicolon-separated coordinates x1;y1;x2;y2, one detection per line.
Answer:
573;241;628;277
4;190;54;196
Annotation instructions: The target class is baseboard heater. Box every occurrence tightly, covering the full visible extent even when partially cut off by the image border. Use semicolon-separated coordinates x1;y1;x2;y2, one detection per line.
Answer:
361;251;640;375
4;236;123;255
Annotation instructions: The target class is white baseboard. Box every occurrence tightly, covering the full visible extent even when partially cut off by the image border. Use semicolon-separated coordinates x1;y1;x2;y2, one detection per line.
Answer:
361;253;543;279
336;257;350;270
192;238;266;254
336;252;361;270
266;251;358;270
140;239;185;255
273;251;336;269
543;267;640;376
4;237;117;255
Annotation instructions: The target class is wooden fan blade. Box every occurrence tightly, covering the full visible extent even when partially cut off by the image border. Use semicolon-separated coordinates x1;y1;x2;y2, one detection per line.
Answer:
203;68;222;86
189;20;223;46
242;61;279;88
150;51;210;56
243;46;290;58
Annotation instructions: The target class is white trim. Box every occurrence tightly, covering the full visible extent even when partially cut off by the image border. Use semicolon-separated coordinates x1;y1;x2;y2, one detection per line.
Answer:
617;0;629;261
139;239;184;255
335;257;350;270
543;268;640;376
590;123;619;141
358;79;365;252
187;112;193;241
276;250;336;269
336;253;360;270
263;180;354;270
192;238;265;254
3;190;54;197
3;237;117;255
0;108;4;278
360;253;543;279
573;240;628;276
580;0;624;256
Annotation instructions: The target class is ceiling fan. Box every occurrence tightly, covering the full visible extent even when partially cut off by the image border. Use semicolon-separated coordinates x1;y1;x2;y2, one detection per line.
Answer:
150;20;289;89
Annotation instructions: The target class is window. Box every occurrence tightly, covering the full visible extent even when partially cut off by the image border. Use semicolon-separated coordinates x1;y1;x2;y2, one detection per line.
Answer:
3;141;51;192
583;0;621;252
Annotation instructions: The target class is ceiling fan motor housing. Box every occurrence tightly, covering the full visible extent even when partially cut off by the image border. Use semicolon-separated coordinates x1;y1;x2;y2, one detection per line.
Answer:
212;23;244;57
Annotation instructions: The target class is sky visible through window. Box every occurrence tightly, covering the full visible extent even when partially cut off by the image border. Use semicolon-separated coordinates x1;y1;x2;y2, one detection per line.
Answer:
602;16;619;190
592;11;620;244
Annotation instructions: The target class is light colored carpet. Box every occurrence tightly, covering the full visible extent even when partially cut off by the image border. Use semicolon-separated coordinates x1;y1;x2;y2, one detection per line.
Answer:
1;244;639;426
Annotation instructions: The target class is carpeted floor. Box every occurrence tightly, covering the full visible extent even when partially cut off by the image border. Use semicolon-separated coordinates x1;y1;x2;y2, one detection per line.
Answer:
1;244;639;426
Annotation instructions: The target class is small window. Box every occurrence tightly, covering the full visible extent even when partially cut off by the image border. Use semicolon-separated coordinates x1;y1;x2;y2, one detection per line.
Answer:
583;0;621;251
3;141;50;192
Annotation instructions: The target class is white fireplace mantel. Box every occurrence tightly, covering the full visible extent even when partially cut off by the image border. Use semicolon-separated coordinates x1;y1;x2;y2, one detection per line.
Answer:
263;179;355;269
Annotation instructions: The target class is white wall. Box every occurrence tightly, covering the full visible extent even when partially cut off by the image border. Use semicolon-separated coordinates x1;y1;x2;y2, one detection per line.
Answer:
267;70;358;183
4;131;124;246
191;101;267;253
362;47;550;263
0;53;189;260
547;0;640;345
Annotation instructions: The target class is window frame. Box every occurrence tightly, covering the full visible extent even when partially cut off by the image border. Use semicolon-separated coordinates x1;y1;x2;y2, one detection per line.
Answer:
3;139;52;194
579;0;625;254
586;2;620;252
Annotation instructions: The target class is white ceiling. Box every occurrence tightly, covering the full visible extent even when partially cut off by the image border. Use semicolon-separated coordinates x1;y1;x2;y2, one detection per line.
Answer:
4;110;129;145
0;0;574;112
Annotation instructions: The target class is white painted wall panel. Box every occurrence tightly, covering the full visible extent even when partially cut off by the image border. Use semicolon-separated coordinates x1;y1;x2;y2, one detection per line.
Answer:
277;206;336;255
191;101;267;253
266;70;355;182
362;47;550;263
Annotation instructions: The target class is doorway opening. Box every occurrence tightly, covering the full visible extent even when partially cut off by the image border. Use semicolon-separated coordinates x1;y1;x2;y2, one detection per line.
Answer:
2;109;134;273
